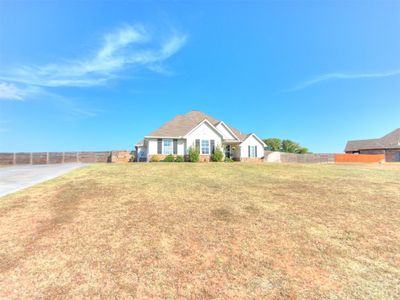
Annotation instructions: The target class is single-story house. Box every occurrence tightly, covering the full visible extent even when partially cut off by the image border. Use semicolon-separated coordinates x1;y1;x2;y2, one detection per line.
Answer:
135;110;266;162
345;128;400;162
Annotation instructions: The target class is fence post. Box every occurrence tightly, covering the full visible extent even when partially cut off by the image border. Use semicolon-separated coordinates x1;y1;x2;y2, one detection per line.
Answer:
62;152;65;164
30;153;33;165
46;152;49;164
12;152;16;165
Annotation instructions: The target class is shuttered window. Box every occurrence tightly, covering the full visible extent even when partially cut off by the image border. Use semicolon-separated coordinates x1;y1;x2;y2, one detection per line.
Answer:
210;140;215;154
173;139;178;155
195;139;200;150
157;139;162;154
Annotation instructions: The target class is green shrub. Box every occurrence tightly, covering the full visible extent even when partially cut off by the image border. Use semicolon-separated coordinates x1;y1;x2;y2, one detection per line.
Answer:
188;146;200;162
150;155;160;162
164;154;175;162
211;146;224;162
224;157;234;163
175;155;184;162
129;152;135;162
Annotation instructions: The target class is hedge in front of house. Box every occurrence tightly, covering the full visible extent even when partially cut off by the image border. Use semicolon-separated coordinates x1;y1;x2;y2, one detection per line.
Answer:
164;154;175;162
211;146;224;162
175;155;184;162
188;146;200;162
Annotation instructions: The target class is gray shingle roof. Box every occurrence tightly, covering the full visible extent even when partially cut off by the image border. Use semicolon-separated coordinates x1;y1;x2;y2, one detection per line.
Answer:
145;110;248;141
345;128;400;151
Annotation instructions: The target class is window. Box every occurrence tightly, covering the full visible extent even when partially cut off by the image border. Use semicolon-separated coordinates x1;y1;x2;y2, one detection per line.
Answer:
249;146;256;158
163;139;173;154
201;140;210;155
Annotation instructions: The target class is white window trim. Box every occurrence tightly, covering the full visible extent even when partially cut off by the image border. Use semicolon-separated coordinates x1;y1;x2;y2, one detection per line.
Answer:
163;139;173;155
201;139;210;155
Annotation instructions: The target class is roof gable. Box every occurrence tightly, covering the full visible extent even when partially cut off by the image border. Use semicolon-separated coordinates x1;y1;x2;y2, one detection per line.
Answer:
183;119;224;139
241;133;267;147
145;110;249;140
215;121;240;140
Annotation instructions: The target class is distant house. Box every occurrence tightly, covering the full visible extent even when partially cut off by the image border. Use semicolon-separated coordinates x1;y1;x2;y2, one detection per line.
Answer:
345;128;400;162
135;110;266;162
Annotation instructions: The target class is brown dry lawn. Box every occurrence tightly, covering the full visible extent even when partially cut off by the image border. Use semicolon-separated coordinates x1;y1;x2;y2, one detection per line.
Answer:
0;163;399;299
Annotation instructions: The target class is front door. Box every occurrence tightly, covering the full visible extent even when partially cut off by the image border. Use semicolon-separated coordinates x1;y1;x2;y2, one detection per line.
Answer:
225;145;231;158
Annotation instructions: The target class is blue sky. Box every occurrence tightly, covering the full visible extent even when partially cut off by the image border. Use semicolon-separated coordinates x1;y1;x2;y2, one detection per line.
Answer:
0;1;399;153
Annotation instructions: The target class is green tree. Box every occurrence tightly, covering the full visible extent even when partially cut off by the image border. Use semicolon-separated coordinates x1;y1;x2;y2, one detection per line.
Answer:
263;138;309;154
263;138;282;151
296;147;309;154
281;139;309;154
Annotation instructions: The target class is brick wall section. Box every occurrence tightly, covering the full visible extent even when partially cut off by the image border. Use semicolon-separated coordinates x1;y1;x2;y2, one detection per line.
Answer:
385;149;400;162
111;150;132;163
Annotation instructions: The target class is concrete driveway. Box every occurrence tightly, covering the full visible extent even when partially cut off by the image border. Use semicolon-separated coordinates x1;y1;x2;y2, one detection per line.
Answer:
0;163;86;197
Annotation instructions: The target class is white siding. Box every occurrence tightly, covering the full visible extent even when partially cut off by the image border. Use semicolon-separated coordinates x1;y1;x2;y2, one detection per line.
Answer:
177;139;186;155
216;123;236;140
147;139;158;155
186;122;222;152
240;135;264;158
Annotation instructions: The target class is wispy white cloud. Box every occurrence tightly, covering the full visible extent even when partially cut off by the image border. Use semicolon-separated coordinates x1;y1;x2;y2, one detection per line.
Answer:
0;82;25;100
289;70;400;91
0;24;187;99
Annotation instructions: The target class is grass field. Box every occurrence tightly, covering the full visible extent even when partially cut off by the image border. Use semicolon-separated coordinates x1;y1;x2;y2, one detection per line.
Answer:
0;163;399;299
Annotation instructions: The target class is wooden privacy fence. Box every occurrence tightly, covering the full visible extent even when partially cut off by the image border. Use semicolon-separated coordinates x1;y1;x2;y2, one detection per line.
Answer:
265;151;386;164
264;151;335;164
0;151;132;165
335;154;385;163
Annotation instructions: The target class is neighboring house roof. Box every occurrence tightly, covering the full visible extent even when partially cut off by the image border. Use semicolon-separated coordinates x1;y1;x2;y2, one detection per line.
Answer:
345;128;400;151
135;140;144;147
145;110;249;141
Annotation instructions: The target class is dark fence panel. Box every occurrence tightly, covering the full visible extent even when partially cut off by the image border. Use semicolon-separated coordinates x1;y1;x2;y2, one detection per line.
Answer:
32;152;47;164
15;153;31;164
0;151;124;165
48;152;64;164
0;153;14;165
64;152;78;163
265;151;335;164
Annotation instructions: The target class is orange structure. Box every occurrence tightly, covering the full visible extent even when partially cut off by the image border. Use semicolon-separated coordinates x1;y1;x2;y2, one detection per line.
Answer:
335;154;385;163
